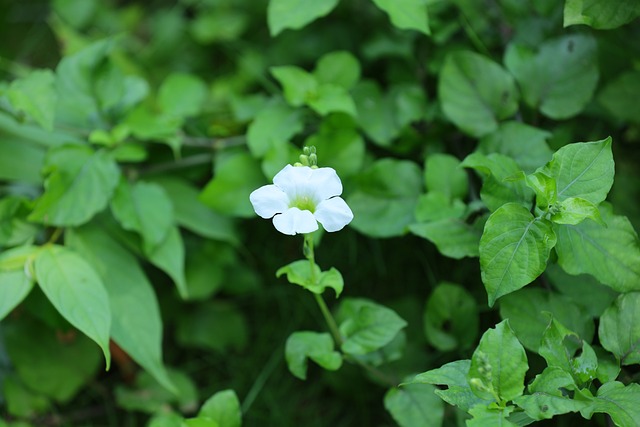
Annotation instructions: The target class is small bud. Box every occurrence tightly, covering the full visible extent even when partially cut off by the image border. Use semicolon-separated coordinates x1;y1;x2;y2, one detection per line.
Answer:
309;153;318;166
303;146;311;156
299;154;309;166
309;146;316;154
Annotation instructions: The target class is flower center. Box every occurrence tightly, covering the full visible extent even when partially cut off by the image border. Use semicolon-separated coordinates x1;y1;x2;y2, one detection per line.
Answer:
290;195;316;213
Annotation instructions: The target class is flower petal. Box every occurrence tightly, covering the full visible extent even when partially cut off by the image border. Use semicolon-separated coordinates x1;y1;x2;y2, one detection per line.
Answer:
273;165;314;199
249;185;289;219
314;197;354;232
272;207;319;235
307;167;343;200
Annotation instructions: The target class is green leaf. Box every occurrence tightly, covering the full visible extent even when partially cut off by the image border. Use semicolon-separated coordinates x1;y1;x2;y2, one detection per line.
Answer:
424;282;478;351
551;197;604;226
505;35;598;119
158;73;207;118
468;320;528;403
267;0;340;36
28;145;120;227
3;317;102;403
285;331;342;380
384;383;443;427
0;197;38;247
467;405;517;427
555;203;640;292
200;150;266;218
564;0;640;29
462;153;533;212
270;66;318;107
480;203;556;306
582;382;640;426
598;71;640;124
198;390;242;427
337;298;407;355
307;84;357;117
151;177;238;244
2;375;51;418
0;246;37;321
34;245;111;368
146;226;188;299
304;115;365;178
539;317;598;386
526;171;557;209
499;288;594;352
414;192;466;222
478;121;553;174
409;360;493;411
182;418;219;427
424;153;468;200
8;69;57;130
176;302;248;353
514;367;588;420
371;0;430;35
409;218;482;259
66;225;174;393
276;260;343;297
348;159;422;238
439;51;519;137
313;51;361;89
542;138;614;205
124;105;182;152
111;180;174;252
246;99;304;158
116;369;198;414
598;292;640;366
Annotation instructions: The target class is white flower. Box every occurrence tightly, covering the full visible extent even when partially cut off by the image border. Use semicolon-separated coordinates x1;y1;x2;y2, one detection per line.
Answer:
250;164;354;235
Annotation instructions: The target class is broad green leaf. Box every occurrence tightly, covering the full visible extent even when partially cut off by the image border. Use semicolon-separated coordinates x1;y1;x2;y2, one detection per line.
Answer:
384;383;443;427
0;124;46;184
0;197;38;247
28;145;120;226
148;413;185;427
539;317;598;386
414;192;466;222
184;241;235;300
267;0;340;36
525;172;557;209
468;320;528;403
0;246;38;321
505;35;598;119
2;375;51;418
285;331;342;380
8;70;57;130
158;73;207;118
499;288;594;352
598;292;640;366
371;0;430;35
409;217;482;259
246;100;304;158
182;418;218;427
546;264;618;318
555;204;640;292
190;8;248;43
594;346;621;384
200;150;266;218
551;197;604;226
111;180;174;252
115;369;198;414
34;245;111;368
53;0;97;29
151;177;237;244
467;405;517;427
462;153;533;211
564;0;640;29
307;84;357;117
439;51;519;137
409;360;492;411
348;159;422;237
480;203;556;306
124;105;182;152
514;367;588;420
478;121;553;174
304;115;365;178
146;226;188;298
276;260;343;297
582;382;640;426
424;154;468;200
337;298;407;355
3;317;102;403
542;138;614;205
198;390;242;427
313;51;360;89
176;302;248;353
424;282;478;351
66;225;174;392
271;66;318;107
598;71;640;124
